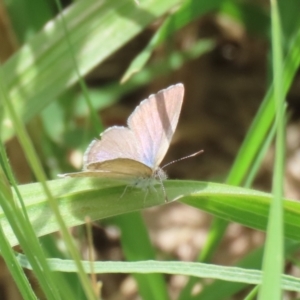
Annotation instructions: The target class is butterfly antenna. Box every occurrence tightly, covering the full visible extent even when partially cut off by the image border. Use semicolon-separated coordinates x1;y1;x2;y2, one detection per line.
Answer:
162;150;204;169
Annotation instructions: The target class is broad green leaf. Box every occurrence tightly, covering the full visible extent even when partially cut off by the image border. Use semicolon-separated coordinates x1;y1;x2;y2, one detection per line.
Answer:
2;178;299;247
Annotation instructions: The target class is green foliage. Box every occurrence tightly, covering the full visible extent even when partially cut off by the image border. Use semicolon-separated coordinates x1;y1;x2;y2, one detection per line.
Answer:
0;0;299;299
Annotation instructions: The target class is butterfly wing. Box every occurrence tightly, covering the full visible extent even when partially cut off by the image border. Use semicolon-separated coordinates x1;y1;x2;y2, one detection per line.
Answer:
62;84;184;179
60;158;152;178
83;127;145;167
128;83;184;168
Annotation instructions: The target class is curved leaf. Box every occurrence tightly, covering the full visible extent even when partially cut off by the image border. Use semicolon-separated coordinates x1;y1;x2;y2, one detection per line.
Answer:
3;178;299;246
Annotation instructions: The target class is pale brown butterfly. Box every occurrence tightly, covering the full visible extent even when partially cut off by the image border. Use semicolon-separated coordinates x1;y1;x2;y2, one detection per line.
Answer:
60;84;185;199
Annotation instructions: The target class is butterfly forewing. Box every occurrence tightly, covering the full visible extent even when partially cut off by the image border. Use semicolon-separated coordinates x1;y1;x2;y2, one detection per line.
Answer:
128;83;184;168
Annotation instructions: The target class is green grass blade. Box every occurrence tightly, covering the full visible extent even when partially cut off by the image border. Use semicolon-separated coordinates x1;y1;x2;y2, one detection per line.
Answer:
16;255;300;293
243;122;276;188
180;186;300;241
259;1;285;299
0;223;37;300
245;286;259;300
0;170;38;300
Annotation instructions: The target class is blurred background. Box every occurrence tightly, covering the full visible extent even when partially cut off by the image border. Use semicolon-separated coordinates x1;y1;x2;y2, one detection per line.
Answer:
1;0;300;299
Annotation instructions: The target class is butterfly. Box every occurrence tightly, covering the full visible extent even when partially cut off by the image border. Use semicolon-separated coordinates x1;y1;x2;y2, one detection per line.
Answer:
60;83;184;194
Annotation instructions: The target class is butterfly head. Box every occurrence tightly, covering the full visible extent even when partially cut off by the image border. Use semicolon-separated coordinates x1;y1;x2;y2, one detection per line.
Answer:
153;167;167;181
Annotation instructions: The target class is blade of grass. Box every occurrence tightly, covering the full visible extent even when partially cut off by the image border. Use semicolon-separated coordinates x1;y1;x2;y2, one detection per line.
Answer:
259;1;285;298
0;225;37;300
179;188;299;241
245;286;259;300
16;254;300;293
0;180;60;299
0;168;38;300
243;121;276;188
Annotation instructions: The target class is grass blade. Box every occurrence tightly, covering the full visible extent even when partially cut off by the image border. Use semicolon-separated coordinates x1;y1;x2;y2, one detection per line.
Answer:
16;255;300;293
259;1;285;298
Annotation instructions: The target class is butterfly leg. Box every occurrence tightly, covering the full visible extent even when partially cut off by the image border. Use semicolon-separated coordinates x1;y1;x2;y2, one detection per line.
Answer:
118;184;130;200
142;188;149;208
157;176;168;202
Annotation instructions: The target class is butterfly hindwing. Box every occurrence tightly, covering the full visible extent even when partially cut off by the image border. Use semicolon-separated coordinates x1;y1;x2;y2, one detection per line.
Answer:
83;127;144;166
